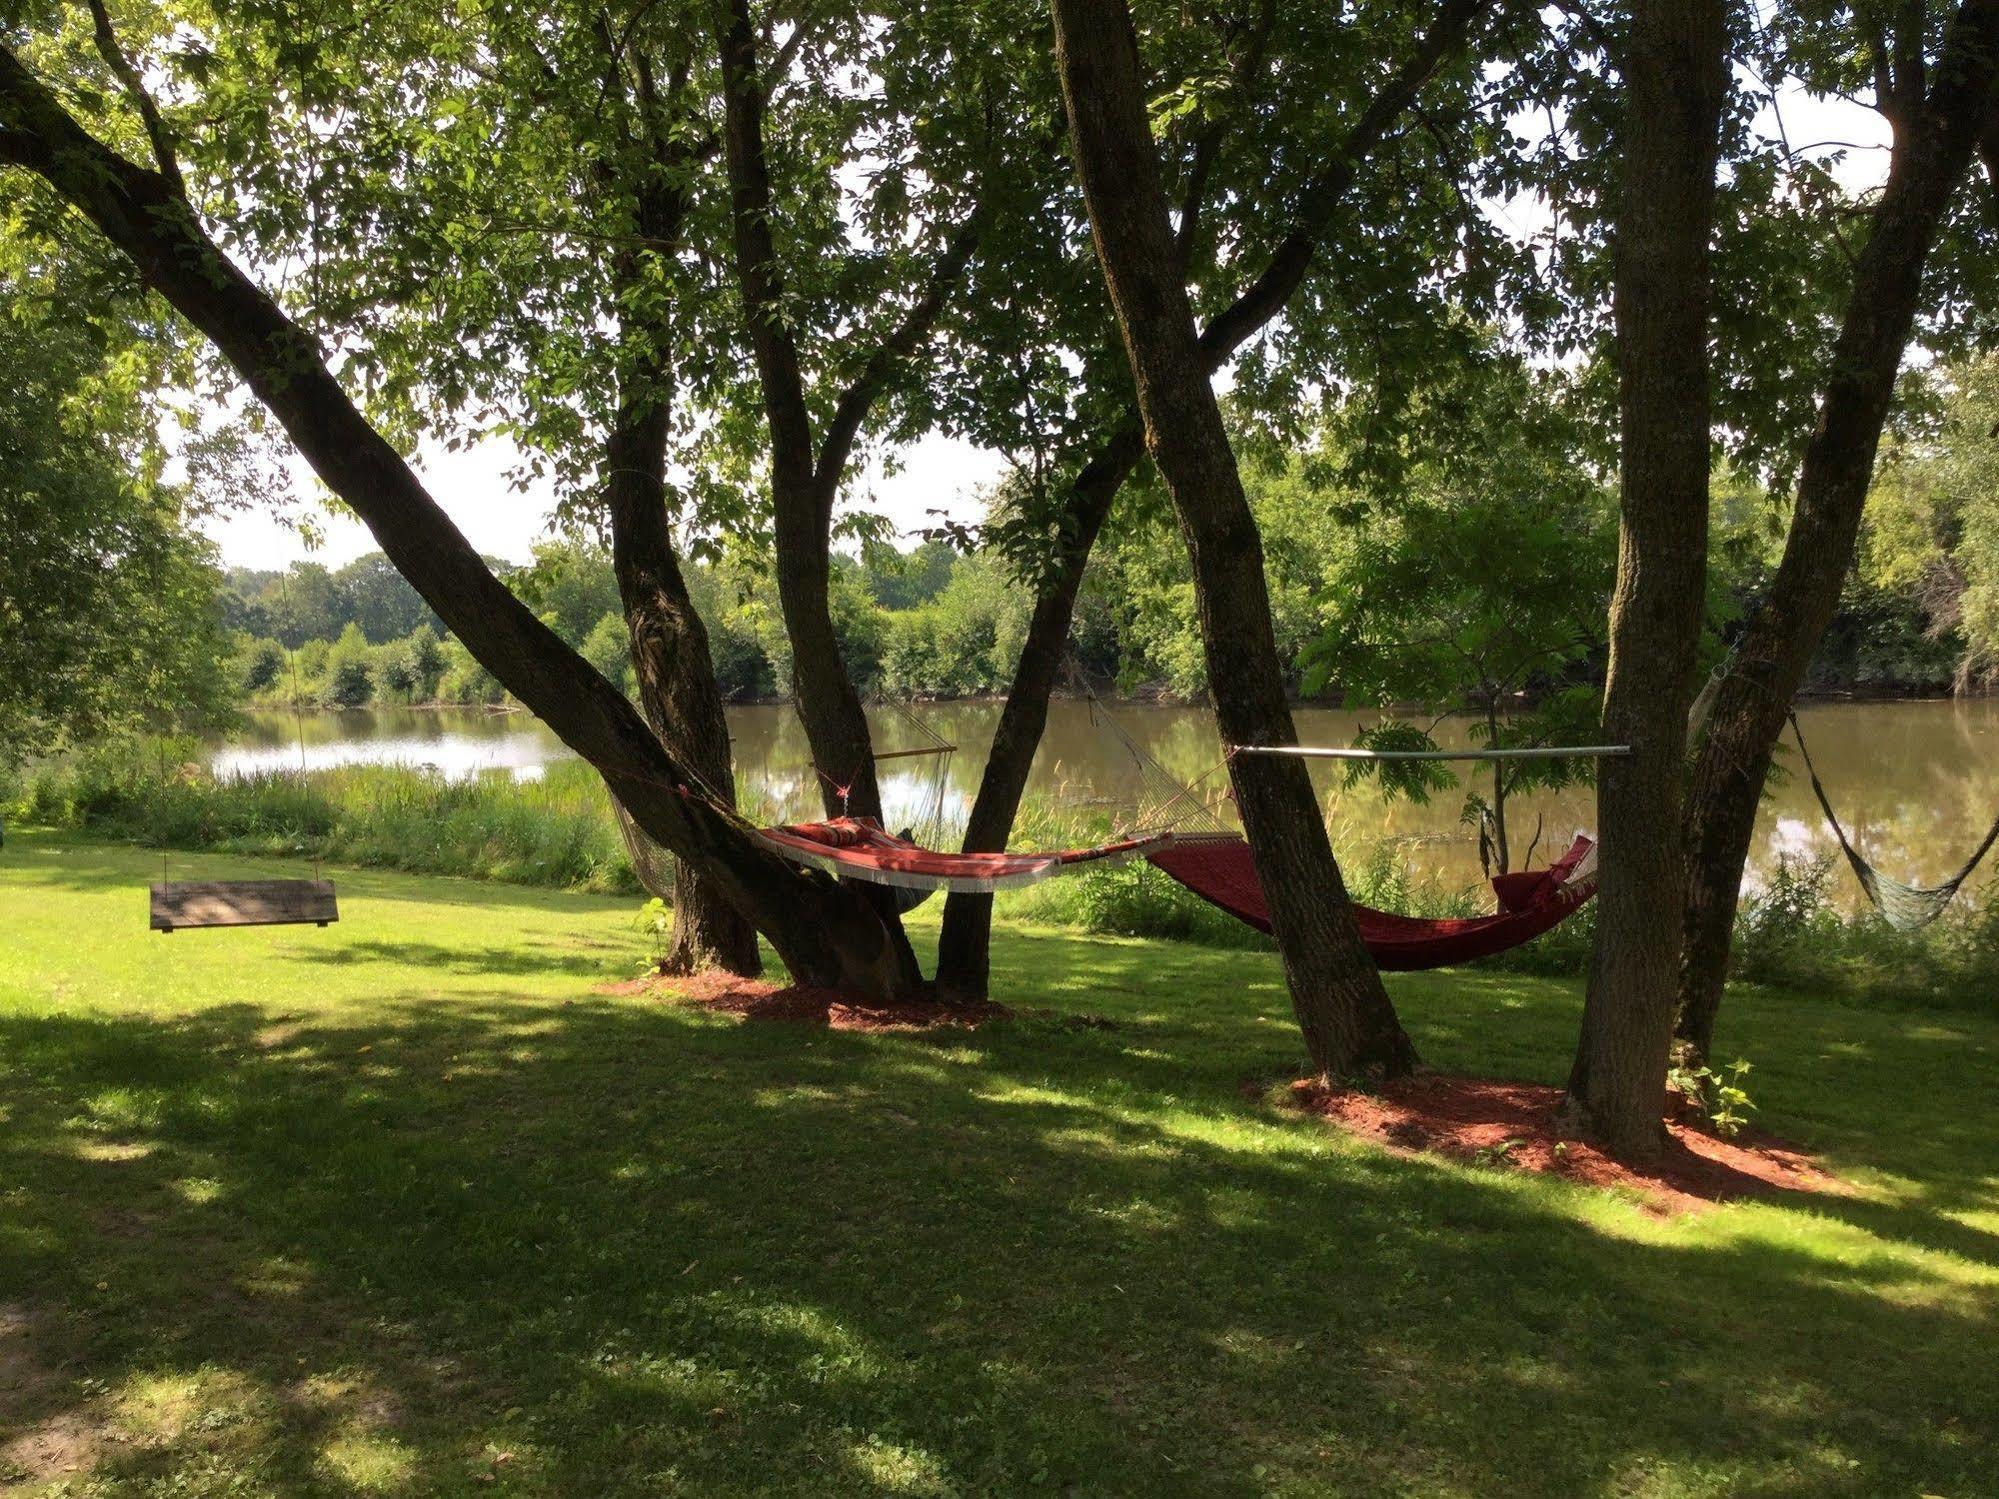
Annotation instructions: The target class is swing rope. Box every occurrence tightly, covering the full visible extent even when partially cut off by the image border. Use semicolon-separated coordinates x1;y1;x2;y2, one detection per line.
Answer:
1790;711;1999;931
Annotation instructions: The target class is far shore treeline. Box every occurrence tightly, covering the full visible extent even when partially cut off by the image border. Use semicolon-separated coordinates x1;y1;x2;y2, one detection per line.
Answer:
223;423;1997;716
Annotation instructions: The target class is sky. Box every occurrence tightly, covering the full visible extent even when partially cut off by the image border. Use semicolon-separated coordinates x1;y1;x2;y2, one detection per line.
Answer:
198;77;1894;574
201;427;1010;573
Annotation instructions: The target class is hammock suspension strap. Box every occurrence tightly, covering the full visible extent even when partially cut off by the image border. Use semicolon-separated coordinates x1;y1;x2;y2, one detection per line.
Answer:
1789;712;1999;931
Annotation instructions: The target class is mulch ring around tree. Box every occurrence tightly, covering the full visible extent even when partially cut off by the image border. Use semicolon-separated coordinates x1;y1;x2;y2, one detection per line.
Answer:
605;971;1011;1032
1286;1073;1850;1214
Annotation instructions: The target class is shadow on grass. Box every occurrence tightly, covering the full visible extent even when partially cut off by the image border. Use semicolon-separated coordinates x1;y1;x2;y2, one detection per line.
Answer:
2;984;1995;1497
284;939;619;978
2;831;633;914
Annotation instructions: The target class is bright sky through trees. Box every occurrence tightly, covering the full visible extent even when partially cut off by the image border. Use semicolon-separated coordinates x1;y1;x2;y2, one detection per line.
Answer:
196;78;1888;572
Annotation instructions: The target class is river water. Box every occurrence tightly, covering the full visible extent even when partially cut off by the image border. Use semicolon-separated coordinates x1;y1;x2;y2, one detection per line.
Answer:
210;698;1999;903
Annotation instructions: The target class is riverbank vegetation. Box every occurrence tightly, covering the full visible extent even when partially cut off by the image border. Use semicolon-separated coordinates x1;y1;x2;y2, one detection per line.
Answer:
2;830;1995;1495
11;748;1995;1015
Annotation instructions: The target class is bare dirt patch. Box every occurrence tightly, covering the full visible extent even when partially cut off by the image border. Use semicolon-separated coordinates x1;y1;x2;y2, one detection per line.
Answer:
1290;1073;1847;1213
608;971;1011;1032
0;1303;97;1490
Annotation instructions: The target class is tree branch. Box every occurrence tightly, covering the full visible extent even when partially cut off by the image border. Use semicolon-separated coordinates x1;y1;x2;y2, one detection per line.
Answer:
1172;0;1278;264
1196;0;1492;367
716;0;817;496
763;7;821;107
812;209;983;499
85;0;184;195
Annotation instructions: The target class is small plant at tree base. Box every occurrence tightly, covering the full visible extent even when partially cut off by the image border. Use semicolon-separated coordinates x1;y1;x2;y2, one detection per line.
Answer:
634;896;674;973
1668;1056;1757;1138
1472;1138;1524;1169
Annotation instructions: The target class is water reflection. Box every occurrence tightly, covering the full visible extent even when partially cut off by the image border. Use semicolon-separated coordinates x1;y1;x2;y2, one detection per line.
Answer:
210;698;1999;906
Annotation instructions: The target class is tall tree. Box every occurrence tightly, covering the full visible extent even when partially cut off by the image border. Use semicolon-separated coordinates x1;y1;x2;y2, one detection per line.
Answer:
0;16;922;998
710;0;988;984
1049;0;1416;1078
1562;0;1727;1155
1676;0;1999;1060
597;36;764;975
934;0;1515;998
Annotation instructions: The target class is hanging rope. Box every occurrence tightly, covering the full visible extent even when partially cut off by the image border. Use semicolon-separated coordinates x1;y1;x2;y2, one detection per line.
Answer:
277;567;324;883
867;691;956;847
1790;712;1999;931
1064;659;1233;838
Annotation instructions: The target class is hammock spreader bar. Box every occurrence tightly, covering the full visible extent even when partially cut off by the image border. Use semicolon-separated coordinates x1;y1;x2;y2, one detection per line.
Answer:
1790;713;1999;932
1145;834;1599;971
1228;743;1631;763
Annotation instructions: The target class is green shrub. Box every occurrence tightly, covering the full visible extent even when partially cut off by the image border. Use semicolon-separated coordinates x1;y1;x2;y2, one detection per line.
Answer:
11;741;1999;1014
6;744;636;893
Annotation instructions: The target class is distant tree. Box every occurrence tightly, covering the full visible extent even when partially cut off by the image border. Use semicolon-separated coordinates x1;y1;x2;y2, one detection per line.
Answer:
581;613;636;696
323;624;373;708
238;638;288;697
510;543;625;648
1304;386;1619;875
270;563;349;649
865;540;960;611
216;590;274;639
405;626;446;702
335;553;440;643
375;639;418;700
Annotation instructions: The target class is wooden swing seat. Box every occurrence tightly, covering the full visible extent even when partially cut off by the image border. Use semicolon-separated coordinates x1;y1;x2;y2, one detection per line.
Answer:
150;879;339;933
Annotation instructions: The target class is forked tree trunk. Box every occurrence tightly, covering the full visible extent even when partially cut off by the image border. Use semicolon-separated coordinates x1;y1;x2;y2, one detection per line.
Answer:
605;370;763;978
1677;9;1999;1062
1562;0;1725;1157
1050;0;1417;1079
715;0;989;993
0;46;919;999
934;0;1491;1002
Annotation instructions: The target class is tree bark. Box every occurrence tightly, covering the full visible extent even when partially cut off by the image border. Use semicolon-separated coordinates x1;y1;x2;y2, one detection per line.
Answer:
605;352;763;977
0;42;919;998
935;0;1493;1000
1050;0;1417;1079
1676;3;1999;1063
1562;0;1725;1157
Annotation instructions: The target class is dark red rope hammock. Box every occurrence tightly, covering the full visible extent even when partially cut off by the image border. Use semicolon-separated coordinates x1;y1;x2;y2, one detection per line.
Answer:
1144;834;1598;971
759;816;1172;894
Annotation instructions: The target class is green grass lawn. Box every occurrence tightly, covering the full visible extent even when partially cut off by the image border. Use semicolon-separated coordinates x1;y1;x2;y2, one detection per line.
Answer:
1;829;1995;1497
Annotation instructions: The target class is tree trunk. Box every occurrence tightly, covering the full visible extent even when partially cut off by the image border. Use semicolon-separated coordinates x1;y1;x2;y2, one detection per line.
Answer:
933;422;1143;999
605;361;763;978
1677;10;1999;1062
593;100;763;980
933;0;1491;1002
1050;0;1417;1080
1562;0;1725;1157
0;44;919;999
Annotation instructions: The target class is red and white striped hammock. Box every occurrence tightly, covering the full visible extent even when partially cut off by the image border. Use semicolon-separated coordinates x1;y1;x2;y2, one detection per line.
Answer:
758;816;1173;894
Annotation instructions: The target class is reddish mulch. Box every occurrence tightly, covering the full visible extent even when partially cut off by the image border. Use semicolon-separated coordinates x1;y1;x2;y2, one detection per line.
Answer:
609;970;1010;1032
1290;1073;1847;1213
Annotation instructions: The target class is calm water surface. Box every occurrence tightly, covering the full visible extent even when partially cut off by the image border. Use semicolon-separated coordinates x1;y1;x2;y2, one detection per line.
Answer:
213;699;1999;903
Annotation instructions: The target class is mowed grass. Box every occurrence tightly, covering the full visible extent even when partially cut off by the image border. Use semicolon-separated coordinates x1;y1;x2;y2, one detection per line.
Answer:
1;831;1996;1497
